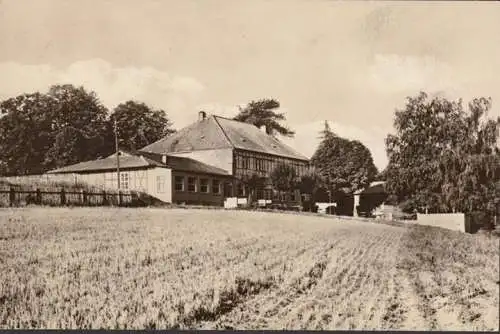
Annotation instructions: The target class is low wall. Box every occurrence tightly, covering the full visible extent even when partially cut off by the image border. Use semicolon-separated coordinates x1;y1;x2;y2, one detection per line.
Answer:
416;213;465;233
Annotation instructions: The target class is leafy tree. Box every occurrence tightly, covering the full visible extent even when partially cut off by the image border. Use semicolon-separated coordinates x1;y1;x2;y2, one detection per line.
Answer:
385;92;500;213
270;163;298;200
110;101;175;152
297;170;324;197
234;98;295;137
310;121;378;195
0;92;55;175
297;170;325;211
239;173;266;205
43;84;110;169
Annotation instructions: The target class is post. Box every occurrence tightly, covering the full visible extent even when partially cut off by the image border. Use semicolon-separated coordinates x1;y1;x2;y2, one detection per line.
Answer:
60;188;66;205
118;190;123;207
9;187;15;207
36;188;42;205
353;194;360;217
114;117;121;190
82;190;87;206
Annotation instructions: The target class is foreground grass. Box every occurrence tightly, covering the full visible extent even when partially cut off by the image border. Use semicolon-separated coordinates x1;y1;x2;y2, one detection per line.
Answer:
0;208;498;330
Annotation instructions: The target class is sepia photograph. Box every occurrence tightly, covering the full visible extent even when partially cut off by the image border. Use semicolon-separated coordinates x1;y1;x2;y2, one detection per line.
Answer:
0;0;499;331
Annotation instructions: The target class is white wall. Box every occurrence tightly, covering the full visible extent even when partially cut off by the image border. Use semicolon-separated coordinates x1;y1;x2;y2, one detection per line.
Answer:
169;149;233;175
48;167;173;203
146;167;172;203
416;213;465;233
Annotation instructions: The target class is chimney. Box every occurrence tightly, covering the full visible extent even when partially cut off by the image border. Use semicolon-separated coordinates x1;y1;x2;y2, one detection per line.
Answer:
198;110;207;121
161;155;167;164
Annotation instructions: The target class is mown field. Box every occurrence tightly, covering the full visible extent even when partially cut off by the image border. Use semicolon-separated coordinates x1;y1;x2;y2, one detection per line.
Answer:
0;208;498;330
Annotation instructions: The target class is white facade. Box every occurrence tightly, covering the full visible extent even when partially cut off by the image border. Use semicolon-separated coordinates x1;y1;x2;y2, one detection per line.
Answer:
68;167;172;203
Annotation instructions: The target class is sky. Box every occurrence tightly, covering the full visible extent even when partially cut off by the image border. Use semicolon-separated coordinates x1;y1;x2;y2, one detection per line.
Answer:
1;0;499;171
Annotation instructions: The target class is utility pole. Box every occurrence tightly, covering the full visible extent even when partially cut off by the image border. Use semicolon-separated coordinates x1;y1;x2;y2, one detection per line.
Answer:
114;117;121;190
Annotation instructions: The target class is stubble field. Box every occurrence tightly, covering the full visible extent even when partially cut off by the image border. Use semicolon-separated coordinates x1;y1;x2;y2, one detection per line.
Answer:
0;207;498;330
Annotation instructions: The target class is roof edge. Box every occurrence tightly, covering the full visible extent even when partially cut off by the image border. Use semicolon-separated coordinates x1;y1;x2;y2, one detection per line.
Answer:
212;115;235;149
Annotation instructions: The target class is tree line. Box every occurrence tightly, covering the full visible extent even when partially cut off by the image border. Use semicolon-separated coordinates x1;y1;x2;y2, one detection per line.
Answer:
1;83;498;215
0;84;175;175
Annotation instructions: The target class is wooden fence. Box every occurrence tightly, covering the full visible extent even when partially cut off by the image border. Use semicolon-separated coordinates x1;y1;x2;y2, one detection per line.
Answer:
0;187;142;207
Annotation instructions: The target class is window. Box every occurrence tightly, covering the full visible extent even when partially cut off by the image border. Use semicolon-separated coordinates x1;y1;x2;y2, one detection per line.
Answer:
187;177;197;192
200;178;209;193
242;157;250;169
212;179;221;194
256;159;265;171
120;173;129;190
175;176;185;191
156;175;165;193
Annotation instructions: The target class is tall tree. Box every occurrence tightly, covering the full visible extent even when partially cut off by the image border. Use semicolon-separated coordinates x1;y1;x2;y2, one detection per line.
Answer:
110;101;175;152
234;98;295;137
310;121;378;195
385;92;500;213
43;84;110;169
0;93;55;175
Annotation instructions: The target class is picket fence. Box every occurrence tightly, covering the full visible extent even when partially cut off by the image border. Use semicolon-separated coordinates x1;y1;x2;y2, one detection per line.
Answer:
0;186;139;207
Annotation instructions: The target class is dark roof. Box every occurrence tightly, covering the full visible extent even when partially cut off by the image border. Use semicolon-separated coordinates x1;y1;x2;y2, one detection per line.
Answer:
140;151;230;176
354;181;386;195
140;115;309;161
47;151;230;176
47;151;163;174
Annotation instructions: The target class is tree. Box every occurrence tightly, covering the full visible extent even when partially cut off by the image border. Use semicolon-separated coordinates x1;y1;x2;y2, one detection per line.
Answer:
234;98;295;137
110;101;175;152
297;170;325;211
310;121;378;195
43;84;110;170
0;84;111;175
385;92;500;213
0;92;55;175
239;173;266;205
270;163;298;200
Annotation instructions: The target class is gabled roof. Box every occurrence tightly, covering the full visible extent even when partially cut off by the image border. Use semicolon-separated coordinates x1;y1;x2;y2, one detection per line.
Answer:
140;115;309;161
47;150;230;176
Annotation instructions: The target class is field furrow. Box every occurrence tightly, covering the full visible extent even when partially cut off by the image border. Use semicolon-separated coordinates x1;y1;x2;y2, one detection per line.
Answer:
0;208;498;331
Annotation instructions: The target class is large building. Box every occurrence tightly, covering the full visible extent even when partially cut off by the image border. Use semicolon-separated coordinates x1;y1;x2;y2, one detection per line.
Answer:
47;112;310;206
140;111;310;203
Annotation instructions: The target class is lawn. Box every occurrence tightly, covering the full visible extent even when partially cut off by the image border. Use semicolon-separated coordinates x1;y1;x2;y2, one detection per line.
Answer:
0;207;498;330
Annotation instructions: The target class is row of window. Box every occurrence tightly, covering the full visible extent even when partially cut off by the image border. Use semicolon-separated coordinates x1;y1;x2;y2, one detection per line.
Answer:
235;154;308;176
174;175;222;194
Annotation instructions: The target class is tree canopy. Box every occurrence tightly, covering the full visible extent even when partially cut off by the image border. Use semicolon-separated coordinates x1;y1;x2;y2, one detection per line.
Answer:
385;92;500;213
234;98;295;137
310;121;378;195
270;163;298;193
110;100;175;152
0;85;176;176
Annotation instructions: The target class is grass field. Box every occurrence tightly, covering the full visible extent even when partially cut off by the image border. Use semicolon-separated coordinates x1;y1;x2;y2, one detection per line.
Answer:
0;207;498;330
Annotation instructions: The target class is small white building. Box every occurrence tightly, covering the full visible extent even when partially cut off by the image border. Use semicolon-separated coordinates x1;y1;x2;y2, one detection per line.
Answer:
47;150;232;206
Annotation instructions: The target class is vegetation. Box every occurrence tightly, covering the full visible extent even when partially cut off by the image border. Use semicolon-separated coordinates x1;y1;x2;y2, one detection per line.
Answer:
270;163;298;200
110;101;176;152
0;85;175;176
310;121;378;197
385;92;500;214
0;208;498;330
234;98;295;137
